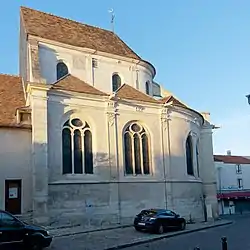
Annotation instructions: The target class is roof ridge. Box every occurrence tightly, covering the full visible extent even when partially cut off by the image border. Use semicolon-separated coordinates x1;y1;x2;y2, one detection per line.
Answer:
0;73;20;78
20;6;115;35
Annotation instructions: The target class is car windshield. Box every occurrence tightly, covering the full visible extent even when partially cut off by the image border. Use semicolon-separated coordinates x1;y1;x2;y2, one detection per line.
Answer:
140;210;159;216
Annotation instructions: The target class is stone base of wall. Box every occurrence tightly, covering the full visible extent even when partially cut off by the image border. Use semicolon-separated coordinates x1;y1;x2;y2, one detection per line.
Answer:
30;181;216;229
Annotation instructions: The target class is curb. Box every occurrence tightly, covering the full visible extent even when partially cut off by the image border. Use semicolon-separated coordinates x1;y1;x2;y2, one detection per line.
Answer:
52;224;132;238
104;221;233;250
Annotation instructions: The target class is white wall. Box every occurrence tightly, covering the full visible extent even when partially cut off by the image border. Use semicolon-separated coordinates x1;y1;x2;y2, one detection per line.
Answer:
38;43;154;95
215;162;250;191
0;128;32;213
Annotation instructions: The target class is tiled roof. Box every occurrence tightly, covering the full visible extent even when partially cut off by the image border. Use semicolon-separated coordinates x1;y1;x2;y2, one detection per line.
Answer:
116;84;159;104
159;95;187;108
20;6;140;60
0;74;26;126
214;155;250;164
52;74;108;96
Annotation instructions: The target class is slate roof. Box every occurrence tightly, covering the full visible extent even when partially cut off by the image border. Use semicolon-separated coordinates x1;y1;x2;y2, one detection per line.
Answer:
20;6;140;60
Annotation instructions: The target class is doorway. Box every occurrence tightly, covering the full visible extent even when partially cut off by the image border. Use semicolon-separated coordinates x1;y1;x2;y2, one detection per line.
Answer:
5;180;22;214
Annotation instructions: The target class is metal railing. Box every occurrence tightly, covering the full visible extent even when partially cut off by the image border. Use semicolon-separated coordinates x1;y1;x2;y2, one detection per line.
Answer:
194;237;228;250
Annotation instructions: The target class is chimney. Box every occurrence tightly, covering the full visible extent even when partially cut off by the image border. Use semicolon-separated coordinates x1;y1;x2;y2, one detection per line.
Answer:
226;150;231;156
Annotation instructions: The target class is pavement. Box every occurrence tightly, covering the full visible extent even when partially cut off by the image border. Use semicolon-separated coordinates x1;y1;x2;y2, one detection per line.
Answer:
49;219;232;250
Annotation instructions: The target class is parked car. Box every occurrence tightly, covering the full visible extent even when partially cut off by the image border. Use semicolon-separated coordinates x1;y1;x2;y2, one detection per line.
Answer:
0;210;52;249
134;208;186;234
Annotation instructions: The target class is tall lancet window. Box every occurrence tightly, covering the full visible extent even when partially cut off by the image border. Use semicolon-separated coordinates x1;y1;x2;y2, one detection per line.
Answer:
186;134;194;176
57;62;68;80
62;118;93;174
124;122;150;175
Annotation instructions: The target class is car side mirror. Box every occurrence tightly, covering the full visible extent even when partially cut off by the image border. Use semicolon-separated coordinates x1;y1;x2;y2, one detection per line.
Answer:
175;214;180;218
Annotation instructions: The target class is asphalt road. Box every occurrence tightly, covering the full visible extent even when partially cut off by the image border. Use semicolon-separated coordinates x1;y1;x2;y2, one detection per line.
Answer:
127;215;250;250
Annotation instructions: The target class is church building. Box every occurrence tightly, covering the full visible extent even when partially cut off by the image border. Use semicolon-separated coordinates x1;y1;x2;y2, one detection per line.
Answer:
0;6;218;228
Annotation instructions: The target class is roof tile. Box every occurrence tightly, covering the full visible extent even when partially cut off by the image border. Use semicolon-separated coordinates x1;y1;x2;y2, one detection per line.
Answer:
116;84;159;104
52;74;108;96
0;74;26;126
214;155;250;164
159;95;187;108
20;6;140;60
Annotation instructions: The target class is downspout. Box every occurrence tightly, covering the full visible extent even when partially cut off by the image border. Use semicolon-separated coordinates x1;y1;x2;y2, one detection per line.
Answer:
161;112;168;209
114;112;121;224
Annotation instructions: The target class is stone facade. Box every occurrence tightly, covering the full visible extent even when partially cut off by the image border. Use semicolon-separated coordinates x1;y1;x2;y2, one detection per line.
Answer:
0;7;218;229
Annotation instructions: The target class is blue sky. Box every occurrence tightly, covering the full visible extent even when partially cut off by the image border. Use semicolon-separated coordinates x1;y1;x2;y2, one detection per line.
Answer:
1;0;250;155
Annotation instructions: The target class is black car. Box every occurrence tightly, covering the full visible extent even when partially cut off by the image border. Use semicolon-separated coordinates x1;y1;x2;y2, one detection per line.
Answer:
0;210;52;249
134;209;186;234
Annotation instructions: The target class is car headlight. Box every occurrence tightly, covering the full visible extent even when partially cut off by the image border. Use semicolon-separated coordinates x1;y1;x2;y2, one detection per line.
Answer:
46;231;50;236
149;217;156;222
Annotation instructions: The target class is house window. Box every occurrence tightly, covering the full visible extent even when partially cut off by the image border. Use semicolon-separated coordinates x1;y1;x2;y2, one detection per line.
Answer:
124;122;150;175
62;118;93;174
145;81;150;95
237;178;243;189
112;73;121;92
236;164;242;174
57;62;68;80
186;134;194;175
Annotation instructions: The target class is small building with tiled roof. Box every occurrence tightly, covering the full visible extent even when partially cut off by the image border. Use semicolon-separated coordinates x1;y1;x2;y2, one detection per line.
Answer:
215;151;250;215
0;6;218;228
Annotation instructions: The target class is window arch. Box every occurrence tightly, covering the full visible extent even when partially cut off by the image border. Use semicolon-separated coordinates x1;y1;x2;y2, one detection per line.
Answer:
62;118;93;174
124;122;150;175
186;134;194;175
145;81;150;95
112;73;121;92
57;62;69;80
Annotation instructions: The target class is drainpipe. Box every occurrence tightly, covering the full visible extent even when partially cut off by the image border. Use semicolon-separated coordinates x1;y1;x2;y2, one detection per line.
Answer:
161;111;168;209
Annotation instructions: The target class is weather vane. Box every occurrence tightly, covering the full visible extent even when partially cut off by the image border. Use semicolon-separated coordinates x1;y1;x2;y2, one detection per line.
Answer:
108;9;115;33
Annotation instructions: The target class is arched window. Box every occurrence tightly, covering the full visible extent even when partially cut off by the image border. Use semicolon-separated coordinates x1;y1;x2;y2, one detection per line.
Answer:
186;134;194;175
196;141;200;177
57;62;68;80
145;81;150;95
112;74;121;92
124;122;150;175
62;118;93;174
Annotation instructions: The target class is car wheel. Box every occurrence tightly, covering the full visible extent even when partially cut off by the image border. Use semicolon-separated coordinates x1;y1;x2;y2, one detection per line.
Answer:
157;224;164;234
180;221;186;230
30;242;42;250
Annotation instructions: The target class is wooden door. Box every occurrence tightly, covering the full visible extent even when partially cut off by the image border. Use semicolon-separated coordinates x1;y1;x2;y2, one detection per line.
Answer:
5;180;21;214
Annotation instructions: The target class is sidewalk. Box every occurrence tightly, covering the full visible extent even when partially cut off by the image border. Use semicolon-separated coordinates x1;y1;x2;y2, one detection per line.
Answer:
50;220;232;250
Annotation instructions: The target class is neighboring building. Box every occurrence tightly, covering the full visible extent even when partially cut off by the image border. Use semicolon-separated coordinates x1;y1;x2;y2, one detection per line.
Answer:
215;152;250;215
0;6;218;228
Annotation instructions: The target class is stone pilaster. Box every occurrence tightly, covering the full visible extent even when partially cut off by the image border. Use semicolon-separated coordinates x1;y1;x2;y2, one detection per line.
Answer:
29;84;50;224
160;108;173;209
28;38;46;83
200;125;219;219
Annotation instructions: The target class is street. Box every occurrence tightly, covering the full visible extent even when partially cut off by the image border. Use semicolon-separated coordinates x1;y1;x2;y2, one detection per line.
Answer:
126;215;250;250
50;215;250;250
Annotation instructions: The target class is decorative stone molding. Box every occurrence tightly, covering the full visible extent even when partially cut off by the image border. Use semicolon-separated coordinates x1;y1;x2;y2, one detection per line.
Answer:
190;131;197;137
161;108;171;130
107;112;116;126
135;106;144;112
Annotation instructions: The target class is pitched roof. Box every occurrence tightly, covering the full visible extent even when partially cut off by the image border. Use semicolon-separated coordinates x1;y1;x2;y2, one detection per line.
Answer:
20;6;140;60
52;74;108;96
159;95;187;108
214;155;250;164
0;74;26;126
116;84;159;104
